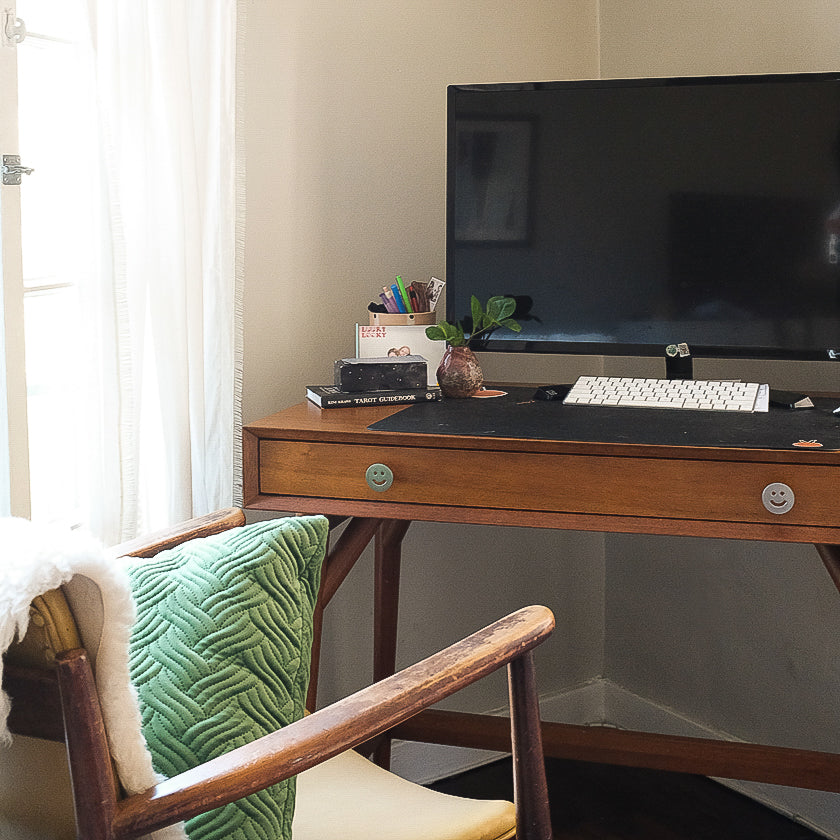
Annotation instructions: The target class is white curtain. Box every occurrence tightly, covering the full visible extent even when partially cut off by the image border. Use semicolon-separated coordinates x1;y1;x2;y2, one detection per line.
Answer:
82;2;241;545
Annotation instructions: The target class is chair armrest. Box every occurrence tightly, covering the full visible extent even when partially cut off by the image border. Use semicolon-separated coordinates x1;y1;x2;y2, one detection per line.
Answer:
105;508;246;559
112;604;554;839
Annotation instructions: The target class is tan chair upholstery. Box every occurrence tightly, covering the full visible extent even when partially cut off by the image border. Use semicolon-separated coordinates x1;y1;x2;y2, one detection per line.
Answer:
1;510;552;840
293;747;516;840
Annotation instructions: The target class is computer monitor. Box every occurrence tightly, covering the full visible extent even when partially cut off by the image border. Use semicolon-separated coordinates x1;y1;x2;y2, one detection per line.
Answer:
445;73;840;361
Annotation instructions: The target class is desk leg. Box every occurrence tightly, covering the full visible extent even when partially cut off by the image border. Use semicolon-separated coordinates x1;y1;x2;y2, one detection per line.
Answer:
308;517;384;710
817;543;840;594
372;519;411;768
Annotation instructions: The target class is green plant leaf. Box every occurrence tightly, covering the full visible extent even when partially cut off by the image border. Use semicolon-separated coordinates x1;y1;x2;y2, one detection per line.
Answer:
489;296;516;321
470;295;486;331
484;296;505;322
425;294;519;346
450;323;466;345
426;322;465;345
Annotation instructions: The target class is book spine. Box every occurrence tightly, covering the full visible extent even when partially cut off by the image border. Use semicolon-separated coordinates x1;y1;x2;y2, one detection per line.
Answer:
309;389;441;408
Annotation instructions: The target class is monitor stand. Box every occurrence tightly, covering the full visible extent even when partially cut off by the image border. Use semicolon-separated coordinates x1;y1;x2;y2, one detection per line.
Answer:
665;343;693;380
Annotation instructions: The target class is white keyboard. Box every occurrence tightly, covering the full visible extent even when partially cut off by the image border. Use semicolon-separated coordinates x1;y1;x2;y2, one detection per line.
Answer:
563;376;770;413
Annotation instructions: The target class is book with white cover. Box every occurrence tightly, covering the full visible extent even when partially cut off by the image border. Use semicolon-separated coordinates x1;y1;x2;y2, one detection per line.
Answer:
355;324;446;386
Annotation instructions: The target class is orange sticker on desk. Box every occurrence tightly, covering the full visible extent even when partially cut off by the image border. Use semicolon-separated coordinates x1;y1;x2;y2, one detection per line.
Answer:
792;439;823;448
472;388;507;398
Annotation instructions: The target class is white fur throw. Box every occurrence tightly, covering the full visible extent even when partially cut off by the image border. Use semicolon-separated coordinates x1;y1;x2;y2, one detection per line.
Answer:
0;517;185;840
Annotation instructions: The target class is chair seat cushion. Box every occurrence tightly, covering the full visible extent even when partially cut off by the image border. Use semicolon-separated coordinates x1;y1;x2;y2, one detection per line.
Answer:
293;749;516;840
126;516;329;840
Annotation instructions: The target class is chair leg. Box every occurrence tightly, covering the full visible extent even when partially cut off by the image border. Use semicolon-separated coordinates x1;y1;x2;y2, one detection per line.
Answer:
508;652;552;840
56;649;119;840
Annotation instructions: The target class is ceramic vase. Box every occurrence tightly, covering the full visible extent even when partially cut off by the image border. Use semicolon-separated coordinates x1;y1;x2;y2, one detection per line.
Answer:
436;345;483;398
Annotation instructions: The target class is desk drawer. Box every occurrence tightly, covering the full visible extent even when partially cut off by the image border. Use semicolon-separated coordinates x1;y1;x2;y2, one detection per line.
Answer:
258;440;837;526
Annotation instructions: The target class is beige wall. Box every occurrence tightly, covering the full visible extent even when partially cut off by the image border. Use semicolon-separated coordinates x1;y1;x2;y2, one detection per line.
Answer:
241;1;605;717
600;0;840;79
242;1;600;422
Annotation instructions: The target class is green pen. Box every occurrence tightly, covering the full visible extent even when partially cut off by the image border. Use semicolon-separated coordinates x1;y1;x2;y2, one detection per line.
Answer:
395;275;413;313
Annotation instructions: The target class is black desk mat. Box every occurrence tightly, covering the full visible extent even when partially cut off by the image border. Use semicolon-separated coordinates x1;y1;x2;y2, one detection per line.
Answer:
368;387;840;451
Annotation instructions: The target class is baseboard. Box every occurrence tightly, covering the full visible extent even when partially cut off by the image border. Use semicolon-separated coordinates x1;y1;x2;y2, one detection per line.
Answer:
389;678;605;784
391;678;840;840
601;680;840;840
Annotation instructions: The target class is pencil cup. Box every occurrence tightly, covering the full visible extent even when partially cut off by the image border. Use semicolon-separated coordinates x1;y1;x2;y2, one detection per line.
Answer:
369;311;436;326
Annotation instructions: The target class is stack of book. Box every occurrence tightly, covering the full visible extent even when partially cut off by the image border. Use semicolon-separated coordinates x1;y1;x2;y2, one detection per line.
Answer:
306;354;441;409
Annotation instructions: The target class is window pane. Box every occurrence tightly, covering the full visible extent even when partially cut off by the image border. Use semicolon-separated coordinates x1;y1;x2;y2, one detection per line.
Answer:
22;287;87;526
16;0;85;42
17;35;97;289
17;6;96;526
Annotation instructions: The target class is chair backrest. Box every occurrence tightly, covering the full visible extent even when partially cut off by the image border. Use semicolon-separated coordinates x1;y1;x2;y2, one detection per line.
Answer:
4;586;81;741
5;508;248;738
1;508;247;839
2;586;80;839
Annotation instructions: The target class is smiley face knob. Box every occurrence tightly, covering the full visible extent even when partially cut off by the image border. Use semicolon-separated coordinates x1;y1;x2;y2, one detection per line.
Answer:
365;463;394;493
761;482;795;515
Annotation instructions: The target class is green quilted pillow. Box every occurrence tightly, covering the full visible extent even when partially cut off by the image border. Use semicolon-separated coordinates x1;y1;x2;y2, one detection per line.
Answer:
126;515;329;840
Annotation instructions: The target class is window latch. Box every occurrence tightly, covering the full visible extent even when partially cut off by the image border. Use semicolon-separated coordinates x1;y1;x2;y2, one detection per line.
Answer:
2;155;34;185
2;11;26;45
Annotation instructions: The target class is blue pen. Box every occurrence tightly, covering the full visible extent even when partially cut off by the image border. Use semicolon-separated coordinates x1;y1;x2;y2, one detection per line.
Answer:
391;283;407;312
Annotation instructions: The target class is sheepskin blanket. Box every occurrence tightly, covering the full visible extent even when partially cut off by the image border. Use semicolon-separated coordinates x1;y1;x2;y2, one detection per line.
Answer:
0;516;185;840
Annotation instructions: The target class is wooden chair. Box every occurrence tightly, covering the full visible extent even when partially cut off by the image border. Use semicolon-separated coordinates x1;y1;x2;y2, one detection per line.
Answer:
1;509;554;840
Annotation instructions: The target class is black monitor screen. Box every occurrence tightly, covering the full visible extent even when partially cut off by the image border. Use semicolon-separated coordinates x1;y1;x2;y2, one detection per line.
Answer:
446;74;840;360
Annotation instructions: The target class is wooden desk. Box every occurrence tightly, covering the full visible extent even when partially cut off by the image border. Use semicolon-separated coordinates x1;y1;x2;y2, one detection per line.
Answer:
243;396;840;791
